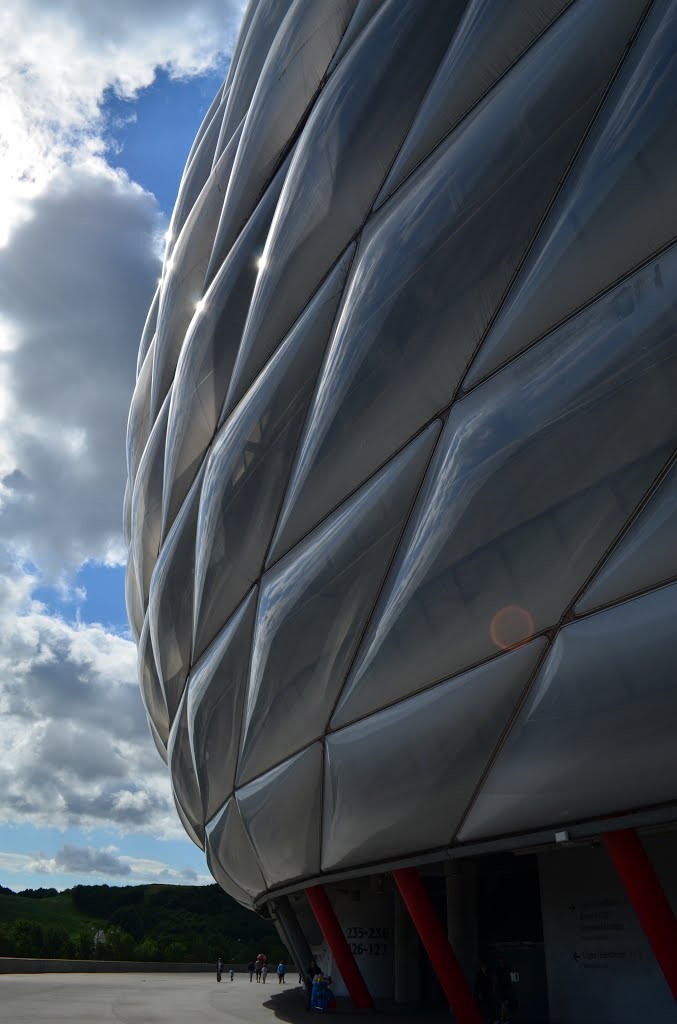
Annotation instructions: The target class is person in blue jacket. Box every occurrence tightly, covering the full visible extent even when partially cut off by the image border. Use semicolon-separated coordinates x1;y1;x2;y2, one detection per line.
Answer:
305;959;320;1010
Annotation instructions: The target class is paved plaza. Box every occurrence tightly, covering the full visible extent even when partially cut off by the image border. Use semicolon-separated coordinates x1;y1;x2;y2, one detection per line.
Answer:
0;973;300;1024
0;972;448;1023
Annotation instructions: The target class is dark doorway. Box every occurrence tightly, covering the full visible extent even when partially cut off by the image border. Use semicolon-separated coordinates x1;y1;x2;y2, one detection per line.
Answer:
477;853;549;1023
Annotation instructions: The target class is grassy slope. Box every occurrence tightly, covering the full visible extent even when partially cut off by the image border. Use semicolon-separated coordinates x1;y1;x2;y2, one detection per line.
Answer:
0;891;103;936
0;884;282;958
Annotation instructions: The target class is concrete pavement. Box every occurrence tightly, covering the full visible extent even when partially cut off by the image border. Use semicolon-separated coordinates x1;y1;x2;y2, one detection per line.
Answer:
0;973;451;1022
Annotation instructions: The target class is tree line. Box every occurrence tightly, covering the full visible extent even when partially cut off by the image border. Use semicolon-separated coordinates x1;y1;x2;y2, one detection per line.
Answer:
0;883;286;964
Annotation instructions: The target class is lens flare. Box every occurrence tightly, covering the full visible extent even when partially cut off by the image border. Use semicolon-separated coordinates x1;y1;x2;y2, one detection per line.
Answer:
489;605;535;650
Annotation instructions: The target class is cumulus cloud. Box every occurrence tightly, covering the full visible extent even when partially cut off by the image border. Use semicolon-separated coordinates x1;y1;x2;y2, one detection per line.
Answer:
0;0;245;864
0;163;162;573
0;0;245;240
0;0;245;574
0;559;180;837
45;844;132;877
0;846;209;885
0;852;34;874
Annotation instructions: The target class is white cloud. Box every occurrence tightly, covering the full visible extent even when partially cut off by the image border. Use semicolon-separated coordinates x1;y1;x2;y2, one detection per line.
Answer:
0;0;246;242
0;163;163;574
0;0;246;575
0;0;246;861
115;855;207;884
0;846;210;885
0;558;181;837
112;790;152;813
32;844;132;877
0;852;34;874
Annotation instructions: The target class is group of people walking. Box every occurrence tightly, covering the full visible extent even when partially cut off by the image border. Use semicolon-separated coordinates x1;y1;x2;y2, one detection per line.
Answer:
216;951;285;984
249;954;268;983
245;954;287;983
218;951;513;1020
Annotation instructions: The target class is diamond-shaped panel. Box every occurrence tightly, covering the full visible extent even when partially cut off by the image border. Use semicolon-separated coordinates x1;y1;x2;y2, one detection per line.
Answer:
125;0;677;911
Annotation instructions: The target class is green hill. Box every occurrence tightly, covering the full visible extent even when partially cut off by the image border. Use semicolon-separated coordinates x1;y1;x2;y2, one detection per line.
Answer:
0;883;285;963
0;889;102;933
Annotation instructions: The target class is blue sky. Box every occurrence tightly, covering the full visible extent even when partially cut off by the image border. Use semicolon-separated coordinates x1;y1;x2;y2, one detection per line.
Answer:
30;67;225;639
0;0;244;893
31;68;224;637
105;68;224;216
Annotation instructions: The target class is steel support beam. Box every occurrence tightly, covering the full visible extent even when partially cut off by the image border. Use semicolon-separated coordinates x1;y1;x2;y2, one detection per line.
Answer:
273;895;312;981
603;829;677;1002
393;866;482;1024
305;884;374;1010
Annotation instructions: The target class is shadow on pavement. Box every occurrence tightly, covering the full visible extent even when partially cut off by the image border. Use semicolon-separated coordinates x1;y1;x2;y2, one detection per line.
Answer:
262;988;453;1022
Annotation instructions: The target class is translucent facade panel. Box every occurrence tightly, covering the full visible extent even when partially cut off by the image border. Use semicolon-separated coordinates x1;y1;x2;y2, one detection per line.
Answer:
268;0;638;564
192;250;353;663
459;584;677;841
127;0;677;904
136;286;158;379
326;0;386;74
323;640;545;871
167;87;228;255
576;459;677;614
147;715;168;766
173;790;204;851
163;167;286;537
127;337;155;485
377;0;574;206
130;392;170;606
183;81;225;172
124;557;144;645
213;0;295;166
205;814;254;909
210;0;357;269
148;469;204;723
122;479;131;547
464;0;676;388
221;0;258;92
138;615;170;746
150;122;243;419
205;796;266;899
187;589;257;822
168;690;205;844
332;255;677;729
223;0;460;421
205;148;291;291
237;422;440;785
237;742;322;887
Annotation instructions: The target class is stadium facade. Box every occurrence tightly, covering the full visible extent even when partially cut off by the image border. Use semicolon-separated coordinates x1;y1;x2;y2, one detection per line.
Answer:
125;1;677;1020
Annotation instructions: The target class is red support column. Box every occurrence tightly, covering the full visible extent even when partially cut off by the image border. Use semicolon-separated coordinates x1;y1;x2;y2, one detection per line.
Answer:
393;867;482;1024
305;884;375;1010
603;828;677;1002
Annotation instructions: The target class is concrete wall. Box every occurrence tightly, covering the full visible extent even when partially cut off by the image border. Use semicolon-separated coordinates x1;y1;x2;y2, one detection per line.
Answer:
308;880;396;1000
538;831;677;1024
